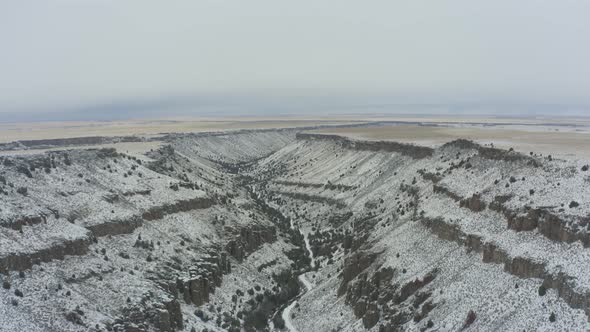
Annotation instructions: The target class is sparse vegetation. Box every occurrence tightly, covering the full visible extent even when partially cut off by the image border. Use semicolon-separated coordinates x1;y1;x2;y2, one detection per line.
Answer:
1;127;589;331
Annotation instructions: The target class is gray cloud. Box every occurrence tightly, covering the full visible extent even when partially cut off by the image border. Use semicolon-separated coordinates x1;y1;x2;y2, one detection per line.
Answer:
1;0;590;116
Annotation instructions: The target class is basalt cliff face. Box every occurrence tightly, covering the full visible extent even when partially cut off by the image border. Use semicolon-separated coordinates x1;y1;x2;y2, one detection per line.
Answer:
1;129;589;332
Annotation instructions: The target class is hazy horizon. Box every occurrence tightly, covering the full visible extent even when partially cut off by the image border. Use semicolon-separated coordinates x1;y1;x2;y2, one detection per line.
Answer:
2;1;590;120
2;97;590;123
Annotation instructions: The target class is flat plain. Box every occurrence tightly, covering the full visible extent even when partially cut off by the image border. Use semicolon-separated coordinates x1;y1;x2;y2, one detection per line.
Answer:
2;114;590;158
311;122;590;158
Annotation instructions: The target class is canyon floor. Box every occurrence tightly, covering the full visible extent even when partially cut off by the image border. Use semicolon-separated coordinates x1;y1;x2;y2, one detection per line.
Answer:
1;118;590;331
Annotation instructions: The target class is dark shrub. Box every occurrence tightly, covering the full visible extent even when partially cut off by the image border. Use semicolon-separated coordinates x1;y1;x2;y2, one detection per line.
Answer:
569;201;580;208
14;289;23;297
462;310;476;329
538;285;547;296
413;312;423;322
64;311;84;325
244;309;267;330
195;309;204;318
549;312;556;322
255;293;264;302
273;314;285;329
17;166;33;178
16;187;28;196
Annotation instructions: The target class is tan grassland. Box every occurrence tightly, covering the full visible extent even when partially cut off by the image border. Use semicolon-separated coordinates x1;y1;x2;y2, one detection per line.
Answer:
1;115;589;158
312;124;590;158
0;117;366;143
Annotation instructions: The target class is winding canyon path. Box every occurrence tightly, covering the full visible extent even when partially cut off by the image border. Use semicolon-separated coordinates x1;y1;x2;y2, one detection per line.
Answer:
282;232;315;332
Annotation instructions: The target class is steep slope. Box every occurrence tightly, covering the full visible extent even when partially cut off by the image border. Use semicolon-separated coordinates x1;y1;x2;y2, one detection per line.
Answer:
0;131;307;332
249;134;590;331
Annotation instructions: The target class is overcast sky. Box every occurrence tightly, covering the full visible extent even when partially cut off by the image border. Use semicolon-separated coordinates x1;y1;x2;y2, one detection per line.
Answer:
1;1;590;118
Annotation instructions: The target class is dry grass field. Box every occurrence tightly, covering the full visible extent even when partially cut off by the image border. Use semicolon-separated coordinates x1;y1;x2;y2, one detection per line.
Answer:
1;114;589;158
313;123;590;158
0;117;366;143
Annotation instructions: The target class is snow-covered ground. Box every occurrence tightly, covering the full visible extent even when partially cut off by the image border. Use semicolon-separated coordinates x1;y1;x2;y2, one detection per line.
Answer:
282;220;316;332
2;128;590;331
252;133;590;331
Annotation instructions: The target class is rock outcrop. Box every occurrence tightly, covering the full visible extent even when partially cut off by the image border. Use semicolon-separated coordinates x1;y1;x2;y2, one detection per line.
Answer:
459;193;486;212
0;136;144;151
432;184;462;202
422;216;590;317
296;133;434;159
442;139;540;166
338;251;378;296
142;197;216;221
0;235;93;273
86;216;143;237
270;190;346;208
179;252;230;306
1;214;46;231
115;296;184;332
491;197;590;246
224;225;276;262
